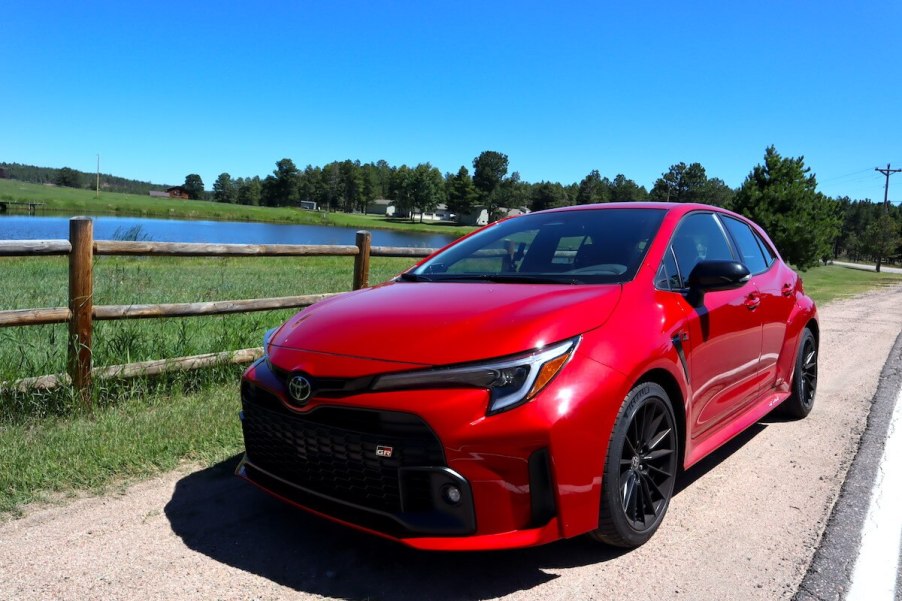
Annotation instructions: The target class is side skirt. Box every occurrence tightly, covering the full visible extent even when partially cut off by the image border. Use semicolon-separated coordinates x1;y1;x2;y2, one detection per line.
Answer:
683;390;790;469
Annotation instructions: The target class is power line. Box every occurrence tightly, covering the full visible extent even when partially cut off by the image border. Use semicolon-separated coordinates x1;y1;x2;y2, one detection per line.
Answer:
876;163;902;212
819;167;877;183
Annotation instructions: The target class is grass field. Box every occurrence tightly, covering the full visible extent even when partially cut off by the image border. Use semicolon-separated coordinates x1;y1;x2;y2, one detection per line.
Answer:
0;379;242;515
0;254;416;417
0;252;417;514
799;263;902;304
1;259;901;516
0;179;475;237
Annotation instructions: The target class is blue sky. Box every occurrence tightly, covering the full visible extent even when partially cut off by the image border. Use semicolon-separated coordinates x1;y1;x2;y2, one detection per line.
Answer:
2;1;900;201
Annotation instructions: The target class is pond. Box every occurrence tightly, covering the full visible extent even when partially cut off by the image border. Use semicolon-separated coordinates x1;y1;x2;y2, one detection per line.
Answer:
0;215;459;248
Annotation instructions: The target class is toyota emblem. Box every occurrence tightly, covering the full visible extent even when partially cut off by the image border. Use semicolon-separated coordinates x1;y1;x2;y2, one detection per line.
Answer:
288;375;313;403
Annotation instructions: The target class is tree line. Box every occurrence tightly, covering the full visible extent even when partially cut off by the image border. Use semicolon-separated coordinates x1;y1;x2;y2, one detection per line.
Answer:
0;162;169;196
194;151;737;218
5;148;900;272
198;147;900;272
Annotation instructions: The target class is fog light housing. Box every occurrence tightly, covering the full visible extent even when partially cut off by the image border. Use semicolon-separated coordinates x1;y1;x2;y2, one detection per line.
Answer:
443;485;462;505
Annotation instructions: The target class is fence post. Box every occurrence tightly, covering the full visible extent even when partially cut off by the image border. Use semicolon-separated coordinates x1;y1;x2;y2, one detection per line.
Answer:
68;217;93;408
353;230;372;290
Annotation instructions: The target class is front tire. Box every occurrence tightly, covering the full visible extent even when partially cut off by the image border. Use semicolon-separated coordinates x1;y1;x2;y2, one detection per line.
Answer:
781;327;817;419
590;382;678;548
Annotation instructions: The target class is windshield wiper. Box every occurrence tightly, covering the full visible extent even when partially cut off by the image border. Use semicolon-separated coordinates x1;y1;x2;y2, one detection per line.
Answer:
398;272;434;282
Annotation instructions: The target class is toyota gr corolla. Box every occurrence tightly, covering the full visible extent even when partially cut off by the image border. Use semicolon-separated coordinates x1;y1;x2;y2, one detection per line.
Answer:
237;202;818;550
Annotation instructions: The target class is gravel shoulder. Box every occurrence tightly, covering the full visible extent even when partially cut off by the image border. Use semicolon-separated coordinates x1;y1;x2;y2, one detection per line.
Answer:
3;285;902;601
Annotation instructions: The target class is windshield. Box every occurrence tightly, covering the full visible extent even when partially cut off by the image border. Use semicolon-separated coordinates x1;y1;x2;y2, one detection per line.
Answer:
409;208;666;285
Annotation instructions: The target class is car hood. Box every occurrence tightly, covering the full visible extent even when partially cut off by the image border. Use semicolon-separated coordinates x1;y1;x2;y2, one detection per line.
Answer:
269;281;622;366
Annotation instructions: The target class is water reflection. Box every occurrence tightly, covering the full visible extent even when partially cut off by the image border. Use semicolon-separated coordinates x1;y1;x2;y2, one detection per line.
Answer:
0;215;458;248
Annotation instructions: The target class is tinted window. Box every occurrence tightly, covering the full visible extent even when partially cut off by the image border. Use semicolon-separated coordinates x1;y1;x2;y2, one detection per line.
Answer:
670;213;735;286
722;216;769;274
413;208;666;285
754;232;776;266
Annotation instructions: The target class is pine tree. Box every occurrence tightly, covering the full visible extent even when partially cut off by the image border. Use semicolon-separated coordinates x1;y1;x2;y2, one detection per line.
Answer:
732;146;839;270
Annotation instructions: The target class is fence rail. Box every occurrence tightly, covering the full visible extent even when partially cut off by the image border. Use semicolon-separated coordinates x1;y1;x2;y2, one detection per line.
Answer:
0;240;72;255
0;217;436;406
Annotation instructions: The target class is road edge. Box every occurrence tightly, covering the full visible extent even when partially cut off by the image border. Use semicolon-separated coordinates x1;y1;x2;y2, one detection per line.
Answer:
794;329;902;600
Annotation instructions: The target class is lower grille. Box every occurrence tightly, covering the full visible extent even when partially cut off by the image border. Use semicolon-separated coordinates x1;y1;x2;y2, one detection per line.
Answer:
240;382;475;536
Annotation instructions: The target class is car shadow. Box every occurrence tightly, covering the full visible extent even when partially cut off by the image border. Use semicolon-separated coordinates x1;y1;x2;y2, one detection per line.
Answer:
166;422;768;600
674;422;767;494
164;455;627;601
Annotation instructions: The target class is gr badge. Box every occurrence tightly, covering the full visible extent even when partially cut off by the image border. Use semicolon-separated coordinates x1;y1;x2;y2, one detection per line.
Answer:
375;445;394;458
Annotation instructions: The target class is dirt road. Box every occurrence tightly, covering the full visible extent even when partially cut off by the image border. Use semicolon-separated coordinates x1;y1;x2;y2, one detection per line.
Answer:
3;285;902;601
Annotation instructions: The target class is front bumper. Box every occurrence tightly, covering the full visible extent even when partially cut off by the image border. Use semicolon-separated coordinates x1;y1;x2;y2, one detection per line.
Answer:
238;354;623;550
237;384;477;537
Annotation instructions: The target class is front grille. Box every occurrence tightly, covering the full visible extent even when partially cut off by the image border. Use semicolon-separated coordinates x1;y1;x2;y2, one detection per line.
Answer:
270;366;372;398
240;385;445;514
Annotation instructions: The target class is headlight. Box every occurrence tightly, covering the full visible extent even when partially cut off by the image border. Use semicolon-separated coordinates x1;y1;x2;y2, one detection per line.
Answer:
371;338;578;414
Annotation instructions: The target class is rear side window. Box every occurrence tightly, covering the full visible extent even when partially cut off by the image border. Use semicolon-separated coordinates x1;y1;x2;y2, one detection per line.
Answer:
721;216;771;274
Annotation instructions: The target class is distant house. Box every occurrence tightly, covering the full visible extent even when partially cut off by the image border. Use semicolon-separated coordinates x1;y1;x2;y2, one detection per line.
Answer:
461;207;489;226
383;201;455;222
458;206;528;226
165;186;190;199
149;190;170;198
299;200;317;210
410;203;454;223
385;203;406;218
504;207;528;218
366;198;393;216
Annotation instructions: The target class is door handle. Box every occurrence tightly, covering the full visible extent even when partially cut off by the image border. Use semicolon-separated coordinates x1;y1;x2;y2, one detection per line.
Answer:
782;283;794;297
745;294;761;311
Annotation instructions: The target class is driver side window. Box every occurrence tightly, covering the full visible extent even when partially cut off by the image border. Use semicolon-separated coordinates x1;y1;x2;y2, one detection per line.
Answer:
668;213;735;287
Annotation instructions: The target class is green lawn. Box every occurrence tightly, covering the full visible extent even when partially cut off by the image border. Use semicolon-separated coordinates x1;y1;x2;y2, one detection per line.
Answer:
0;178;475;236
797;264;902;304
0;378;243;516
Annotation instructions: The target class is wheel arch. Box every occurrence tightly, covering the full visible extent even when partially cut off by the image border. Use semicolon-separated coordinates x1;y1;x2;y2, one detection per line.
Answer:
637;368;687;470
805;317;820;348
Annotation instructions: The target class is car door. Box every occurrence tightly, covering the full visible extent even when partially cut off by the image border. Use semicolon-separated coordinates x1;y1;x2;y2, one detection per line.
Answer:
666;212;765;438
719;215;795;392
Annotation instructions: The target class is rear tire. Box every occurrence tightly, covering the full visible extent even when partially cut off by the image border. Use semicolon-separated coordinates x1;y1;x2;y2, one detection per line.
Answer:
781;327;817;419
590;382;678;548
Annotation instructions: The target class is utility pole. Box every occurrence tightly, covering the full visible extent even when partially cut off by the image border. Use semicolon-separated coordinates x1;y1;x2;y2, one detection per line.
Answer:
875;163;901;212
95;154;100;198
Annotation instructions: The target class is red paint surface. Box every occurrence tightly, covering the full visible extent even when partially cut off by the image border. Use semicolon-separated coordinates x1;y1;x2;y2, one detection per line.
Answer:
240;202;818;550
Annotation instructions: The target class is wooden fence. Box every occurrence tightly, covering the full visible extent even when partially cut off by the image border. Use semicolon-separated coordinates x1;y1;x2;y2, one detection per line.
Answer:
0;201;46;215
0;217;436;406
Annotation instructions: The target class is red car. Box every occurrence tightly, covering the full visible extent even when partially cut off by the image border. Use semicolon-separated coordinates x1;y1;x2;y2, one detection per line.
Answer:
237;202;818;550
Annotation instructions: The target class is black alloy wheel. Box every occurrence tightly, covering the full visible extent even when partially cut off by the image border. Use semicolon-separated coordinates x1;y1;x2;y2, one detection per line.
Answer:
782;327;818;419
591;382;678;548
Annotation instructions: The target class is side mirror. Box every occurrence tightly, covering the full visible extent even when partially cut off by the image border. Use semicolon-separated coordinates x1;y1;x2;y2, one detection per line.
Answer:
686;261;750;293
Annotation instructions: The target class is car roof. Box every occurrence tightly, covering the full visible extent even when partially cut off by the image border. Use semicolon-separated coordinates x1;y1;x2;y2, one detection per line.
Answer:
539;202;760;224
544;202;721;214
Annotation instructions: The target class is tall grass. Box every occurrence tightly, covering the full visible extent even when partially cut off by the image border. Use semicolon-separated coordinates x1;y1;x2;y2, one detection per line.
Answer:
0;254;416;420
0;378;244;515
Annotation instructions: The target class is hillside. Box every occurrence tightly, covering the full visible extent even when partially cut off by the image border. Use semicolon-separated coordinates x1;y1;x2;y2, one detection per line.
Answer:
0;162;172;196
0;179;474;236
